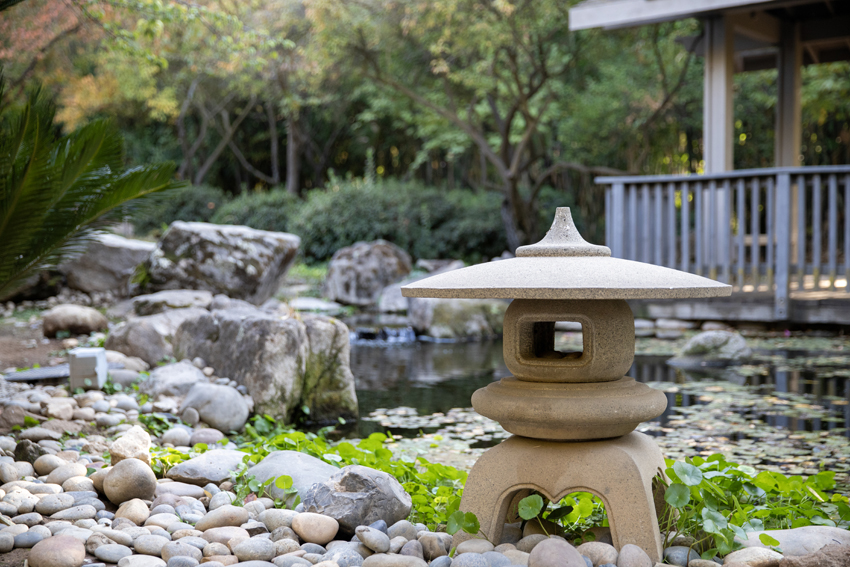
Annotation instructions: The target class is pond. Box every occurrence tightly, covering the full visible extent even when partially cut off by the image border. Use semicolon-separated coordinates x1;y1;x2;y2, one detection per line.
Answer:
347;329;850;490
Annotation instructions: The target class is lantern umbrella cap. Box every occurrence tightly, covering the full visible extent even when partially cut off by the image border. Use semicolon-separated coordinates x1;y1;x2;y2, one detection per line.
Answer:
401;207;732;300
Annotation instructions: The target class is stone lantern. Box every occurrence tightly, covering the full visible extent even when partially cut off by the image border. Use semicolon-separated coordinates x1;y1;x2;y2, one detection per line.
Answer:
401;208;730;561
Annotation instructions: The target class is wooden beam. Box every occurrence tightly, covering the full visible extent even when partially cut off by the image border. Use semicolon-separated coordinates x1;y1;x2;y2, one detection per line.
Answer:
728;11;780;43
776;21;802;168
569;0;782;31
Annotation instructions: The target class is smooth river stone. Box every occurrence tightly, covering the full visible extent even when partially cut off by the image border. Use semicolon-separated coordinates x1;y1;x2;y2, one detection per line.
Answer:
529;539;587;567
118;556;167;567
161;540;203;562
357;526;391;553
28;534;86;567
362;555;428;567
135;534;171;556
95;543;134;563
194;505;249;531
233;537;276;561
291;513;339;545
36;493;76;515
201;526;250;546
51;505;97;521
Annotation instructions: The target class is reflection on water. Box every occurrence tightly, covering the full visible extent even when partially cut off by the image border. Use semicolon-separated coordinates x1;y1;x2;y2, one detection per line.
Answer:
351;338;850;437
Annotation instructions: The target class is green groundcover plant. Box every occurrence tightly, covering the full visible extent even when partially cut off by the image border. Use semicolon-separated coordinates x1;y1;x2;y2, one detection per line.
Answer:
144;416;849;559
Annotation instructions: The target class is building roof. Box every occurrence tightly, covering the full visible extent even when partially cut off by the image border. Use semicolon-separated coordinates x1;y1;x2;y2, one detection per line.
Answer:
569;0;831;30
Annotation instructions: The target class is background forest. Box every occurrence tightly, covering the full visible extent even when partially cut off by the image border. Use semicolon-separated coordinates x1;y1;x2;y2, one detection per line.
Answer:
1;0;849;261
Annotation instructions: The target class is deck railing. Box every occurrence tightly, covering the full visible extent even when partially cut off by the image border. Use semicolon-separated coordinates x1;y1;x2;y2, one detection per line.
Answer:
596;166;850;319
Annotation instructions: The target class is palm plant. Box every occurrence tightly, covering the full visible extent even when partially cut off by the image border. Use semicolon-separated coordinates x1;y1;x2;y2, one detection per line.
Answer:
0;74;185;299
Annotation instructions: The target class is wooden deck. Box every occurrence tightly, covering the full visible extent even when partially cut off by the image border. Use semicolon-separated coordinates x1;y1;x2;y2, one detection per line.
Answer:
629;288;850;324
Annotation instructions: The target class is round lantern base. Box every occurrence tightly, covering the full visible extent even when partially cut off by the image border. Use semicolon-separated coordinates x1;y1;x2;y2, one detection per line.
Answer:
471;377;667;440
453;432;665;562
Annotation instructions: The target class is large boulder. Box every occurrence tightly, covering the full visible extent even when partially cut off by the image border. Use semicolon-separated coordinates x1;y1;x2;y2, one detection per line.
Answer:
738;526;850;557
173;307;358;424
42;304;108;338
179;383;249;433
408;298;507;340
302;465;412;533
378;260;464;313
104;308;208;365
138;361;205;400
167;449;247;486
132;290;213;316
669;330;752;367
247;451;338;505
59;233;155;295
140;221;300;304
0;271;63;302
323;240;412;306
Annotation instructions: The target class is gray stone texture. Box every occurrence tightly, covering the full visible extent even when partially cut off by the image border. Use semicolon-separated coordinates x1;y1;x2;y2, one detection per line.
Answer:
323;240;412;306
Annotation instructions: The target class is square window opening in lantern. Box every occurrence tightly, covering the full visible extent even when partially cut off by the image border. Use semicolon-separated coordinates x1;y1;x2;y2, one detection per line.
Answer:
531;320;584;360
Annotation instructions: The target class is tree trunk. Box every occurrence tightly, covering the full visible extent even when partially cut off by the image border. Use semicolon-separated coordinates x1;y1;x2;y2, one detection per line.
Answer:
286;114;300;195
266;102;281;185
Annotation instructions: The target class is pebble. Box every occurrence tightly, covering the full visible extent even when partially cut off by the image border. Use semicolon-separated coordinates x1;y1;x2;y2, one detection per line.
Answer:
28;534;86;567
14;530;45;547
457;539;496;554
517;535;548;553
233;537;276;561
96;543;135;563
135;534;171;556
291;512;340;545
195;505;249;531
483;551;512;567
362;555;429;567
104;458;157;504
357;525;391;553
120;557;167;567
617;544;652;567
52;504;98;521
664;547;701;567
166;557;200;567
162;540;204;562
388;520;418;542
577;542;619;566
419;532;447;560
400;539;424;559
453;553;489;567
529;539;586;567
722;548;784;566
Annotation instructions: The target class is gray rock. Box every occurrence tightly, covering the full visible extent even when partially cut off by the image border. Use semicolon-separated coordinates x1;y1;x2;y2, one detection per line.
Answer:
133;290;214;316
95;543;134;563
408;298;506;340
105;318;169;366
59;233;155;295
42;304;109;338
166;558;199;567
188;428;222;446
14;530;44;547
482;551;511;567
387;520;418;542
274;557;313;567
139;361;205;400
179;384;248;433
430;557;453;567
323;240;412;306
140;221;300;304
663;547;700;567
173;308;358;424
528;539;586;567
303;465;412;533
110;369;141;388
166;449;245;485
672;331;752;365
453;554;489;567
246;452;337;509
323;545;365;567
51;505;97;521
233;537;276;562
160;428;191;447
356;526;391;553
616;544;651;567
103;458;157;505
736;526;850;557
418;533;446;561
135;534;171;556
361;555;428;567
161;540;203;562
399;539;423;559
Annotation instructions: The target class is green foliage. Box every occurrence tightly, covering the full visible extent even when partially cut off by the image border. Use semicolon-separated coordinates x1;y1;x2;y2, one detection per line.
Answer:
132;183;228;236
138;413;172;437
0;74;184;298
518;494;545;521
657;454;848;559
211;188;299;232
290;179;507;263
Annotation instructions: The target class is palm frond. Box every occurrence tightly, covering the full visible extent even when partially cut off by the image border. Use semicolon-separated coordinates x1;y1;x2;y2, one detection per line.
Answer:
0;77;187;299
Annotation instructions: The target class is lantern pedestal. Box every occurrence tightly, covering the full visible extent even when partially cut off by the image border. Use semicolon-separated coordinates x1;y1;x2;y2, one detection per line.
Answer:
453;433;665;562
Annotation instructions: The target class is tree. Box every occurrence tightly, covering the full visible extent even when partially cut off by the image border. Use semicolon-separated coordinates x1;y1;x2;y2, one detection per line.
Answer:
310;0;629;249
0;75;184;297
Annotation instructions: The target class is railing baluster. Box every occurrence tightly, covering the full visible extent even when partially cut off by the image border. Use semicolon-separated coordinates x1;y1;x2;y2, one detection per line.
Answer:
705;181;720;280
845;175;850;292
767;176;775;289
605;186;612;248
654;184;663;266
751;178;760;287
641;184;651;263
829;174;838;290
628;184;638;261
813;175;822;289
695;182;703;276
736;179;746;289
776;173;792;319
722;179;732;284
667;183;676;268
797;175;807;290
682;182;690;273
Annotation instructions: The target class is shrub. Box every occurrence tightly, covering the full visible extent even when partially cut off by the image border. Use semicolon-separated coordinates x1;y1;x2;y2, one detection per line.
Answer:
211;188;299;232
289;179;508;263
132;184;229;236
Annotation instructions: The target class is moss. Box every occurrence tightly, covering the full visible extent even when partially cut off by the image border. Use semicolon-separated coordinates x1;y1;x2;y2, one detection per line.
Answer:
296;325;358;423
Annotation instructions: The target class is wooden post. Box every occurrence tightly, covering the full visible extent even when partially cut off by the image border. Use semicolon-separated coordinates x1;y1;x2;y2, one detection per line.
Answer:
703;16;734;174
776;173;792;320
